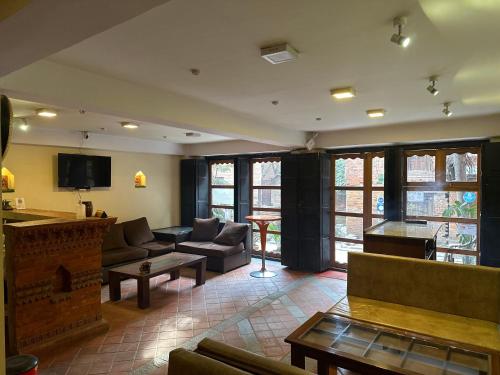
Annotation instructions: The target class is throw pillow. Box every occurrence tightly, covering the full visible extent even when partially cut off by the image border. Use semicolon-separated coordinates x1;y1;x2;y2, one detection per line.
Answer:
213;221;248;246
102;223;128;251
191;217;220;241
123;217;155;246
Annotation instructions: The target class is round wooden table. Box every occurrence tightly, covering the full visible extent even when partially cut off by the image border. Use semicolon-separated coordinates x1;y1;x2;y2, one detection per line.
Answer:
245;215;282;278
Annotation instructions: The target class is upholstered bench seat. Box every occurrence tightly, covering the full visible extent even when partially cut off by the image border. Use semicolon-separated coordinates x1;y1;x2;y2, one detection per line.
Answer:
329;295;500;352
177;241;244;258
138;240;175;257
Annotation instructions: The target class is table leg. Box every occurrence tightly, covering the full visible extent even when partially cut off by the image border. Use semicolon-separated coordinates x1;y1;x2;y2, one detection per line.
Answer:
170;269;180;280
318;361;337;375
290;346;306;369
137;277;150;309
250;221;276;278
109;272;121;301
195;258;206;286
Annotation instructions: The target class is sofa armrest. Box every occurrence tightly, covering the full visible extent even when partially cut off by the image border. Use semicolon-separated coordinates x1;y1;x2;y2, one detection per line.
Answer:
196;338;313;375
243;224;252;252
168;348;251;375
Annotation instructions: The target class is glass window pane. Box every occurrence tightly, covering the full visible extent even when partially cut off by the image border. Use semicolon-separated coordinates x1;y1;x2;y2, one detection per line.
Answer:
406;191;478;219
335;158;364;187
211;162;234;185
251;210;281;231
211;207;234;222
433;221;478;251
335;215;363;240
335;190;363;213
252;189;280;209
372;192;385;215
252;160;281;186
372;157;384;187
211;188;234;206
437;252;477;265
407;154;435;182
335;241;363;265
446;153;478;182
253;232;281;254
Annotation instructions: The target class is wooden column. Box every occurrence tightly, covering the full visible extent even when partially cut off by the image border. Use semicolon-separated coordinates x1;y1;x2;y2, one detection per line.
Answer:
4;217;115;354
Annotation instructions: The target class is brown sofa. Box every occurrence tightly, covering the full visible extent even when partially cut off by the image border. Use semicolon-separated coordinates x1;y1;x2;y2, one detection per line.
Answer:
101;217;174;283
168;338;312;375
329;252;500;355
176;222;252;273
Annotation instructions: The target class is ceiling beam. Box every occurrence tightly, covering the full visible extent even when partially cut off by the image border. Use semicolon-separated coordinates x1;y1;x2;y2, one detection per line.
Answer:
0;60;305;147
0;0;171;76
315;113;500;149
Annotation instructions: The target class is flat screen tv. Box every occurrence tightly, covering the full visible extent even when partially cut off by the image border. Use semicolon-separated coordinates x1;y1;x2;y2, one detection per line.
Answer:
58;153;111;189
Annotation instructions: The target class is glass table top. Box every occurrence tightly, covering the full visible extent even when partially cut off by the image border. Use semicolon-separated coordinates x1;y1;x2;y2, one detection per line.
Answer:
300;315;489;375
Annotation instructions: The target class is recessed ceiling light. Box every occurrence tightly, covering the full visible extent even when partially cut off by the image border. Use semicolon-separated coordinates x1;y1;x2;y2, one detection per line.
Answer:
316;117;322;121
260;43;299;64
330;87;356;100
442;102;452;117
271;100;279;105
190;68;200;76
185;132;201;137
427;76;439;96
121;122;139;129
19;118;29;131
36;108;57;117
390;17;411;48
366;109;386;118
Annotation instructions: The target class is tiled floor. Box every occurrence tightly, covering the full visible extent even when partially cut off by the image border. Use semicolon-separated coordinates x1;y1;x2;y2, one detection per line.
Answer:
36;259;349;374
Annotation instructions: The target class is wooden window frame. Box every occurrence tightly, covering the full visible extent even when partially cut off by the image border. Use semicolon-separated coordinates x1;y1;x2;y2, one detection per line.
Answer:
403;147;481;261
250;157;281;259
331;152;385;269
209;160;235;220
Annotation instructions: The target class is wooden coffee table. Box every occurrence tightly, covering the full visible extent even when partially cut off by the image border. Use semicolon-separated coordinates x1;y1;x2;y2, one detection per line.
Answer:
285;312;494;375
108;252;207;309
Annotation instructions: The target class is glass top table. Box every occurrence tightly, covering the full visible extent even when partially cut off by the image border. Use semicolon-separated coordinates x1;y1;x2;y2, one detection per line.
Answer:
285;312;491;375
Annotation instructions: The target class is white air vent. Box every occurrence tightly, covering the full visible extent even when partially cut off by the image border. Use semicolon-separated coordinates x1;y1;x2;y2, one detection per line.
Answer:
260;43;299;64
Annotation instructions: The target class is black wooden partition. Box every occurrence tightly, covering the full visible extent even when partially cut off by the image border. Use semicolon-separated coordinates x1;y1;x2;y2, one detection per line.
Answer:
180;159;209;226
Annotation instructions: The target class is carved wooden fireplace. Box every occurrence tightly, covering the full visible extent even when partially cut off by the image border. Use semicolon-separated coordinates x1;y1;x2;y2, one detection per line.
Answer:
4;216;115;354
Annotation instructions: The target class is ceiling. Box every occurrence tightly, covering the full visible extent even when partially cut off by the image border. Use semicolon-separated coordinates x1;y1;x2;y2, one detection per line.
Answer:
46;0;500;133
10;99;230;144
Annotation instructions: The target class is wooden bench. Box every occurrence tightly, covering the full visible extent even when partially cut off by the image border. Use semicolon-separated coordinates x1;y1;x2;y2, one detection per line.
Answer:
328;252;500;372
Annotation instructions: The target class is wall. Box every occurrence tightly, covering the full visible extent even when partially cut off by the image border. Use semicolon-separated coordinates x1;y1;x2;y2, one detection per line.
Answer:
3;144;181;229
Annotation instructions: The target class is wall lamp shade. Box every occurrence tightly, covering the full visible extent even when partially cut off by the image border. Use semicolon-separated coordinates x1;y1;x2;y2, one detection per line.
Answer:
330;87;356;100
134;171;146;188
366;109;386;118
2;167;15;192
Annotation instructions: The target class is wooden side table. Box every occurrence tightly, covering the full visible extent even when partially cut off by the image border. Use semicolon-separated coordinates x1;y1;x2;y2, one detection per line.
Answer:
245;215;281;278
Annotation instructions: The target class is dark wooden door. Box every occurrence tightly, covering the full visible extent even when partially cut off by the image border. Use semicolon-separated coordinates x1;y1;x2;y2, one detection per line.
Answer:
480;142;500;267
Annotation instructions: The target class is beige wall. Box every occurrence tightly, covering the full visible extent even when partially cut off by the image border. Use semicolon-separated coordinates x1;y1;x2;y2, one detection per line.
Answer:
3;144;181;229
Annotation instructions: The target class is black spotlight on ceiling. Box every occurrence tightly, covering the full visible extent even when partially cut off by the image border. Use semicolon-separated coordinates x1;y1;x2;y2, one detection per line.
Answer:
390;16;411;48
442;102;452;117
427;76;439;96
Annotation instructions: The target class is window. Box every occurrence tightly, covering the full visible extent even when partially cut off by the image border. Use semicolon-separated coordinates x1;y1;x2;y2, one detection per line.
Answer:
209;161;235;221
250;158;281;258
332;152;384;269
403;148;480;265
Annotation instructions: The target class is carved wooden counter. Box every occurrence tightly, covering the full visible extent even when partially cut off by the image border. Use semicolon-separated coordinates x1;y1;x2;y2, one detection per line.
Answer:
4;216;116;354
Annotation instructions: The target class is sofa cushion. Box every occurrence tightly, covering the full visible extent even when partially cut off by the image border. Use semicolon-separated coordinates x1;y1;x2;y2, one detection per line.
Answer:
139;240;175;257
123;217;155;246
177;241;243;258
102;246;148;267
191;217;219;242
213;221;248;246
102;223;128;251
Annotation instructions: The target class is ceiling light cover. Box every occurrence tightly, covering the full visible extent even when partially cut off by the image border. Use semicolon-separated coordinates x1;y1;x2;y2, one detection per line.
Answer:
366;109;386;118
330;87;356;100
36;108;57;117
260;43;299;64
121;122;139;129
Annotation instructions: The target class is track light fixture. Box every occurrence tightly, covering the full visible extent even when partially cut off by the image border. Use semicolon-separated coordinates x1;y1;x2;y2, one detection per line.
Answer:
390;17;411;48
427;76;439;96
442;102;452;117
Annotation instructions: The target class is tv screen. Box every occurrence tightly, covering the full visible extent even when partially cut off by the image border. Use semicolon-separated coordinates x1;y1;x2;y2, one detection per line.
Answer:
58;153;111;188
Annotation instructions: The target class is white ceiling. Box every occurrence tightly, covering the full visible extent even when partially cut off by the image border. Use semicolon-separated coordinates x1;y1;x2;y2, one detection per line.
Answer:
10;99;230;144
48;0;500;133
